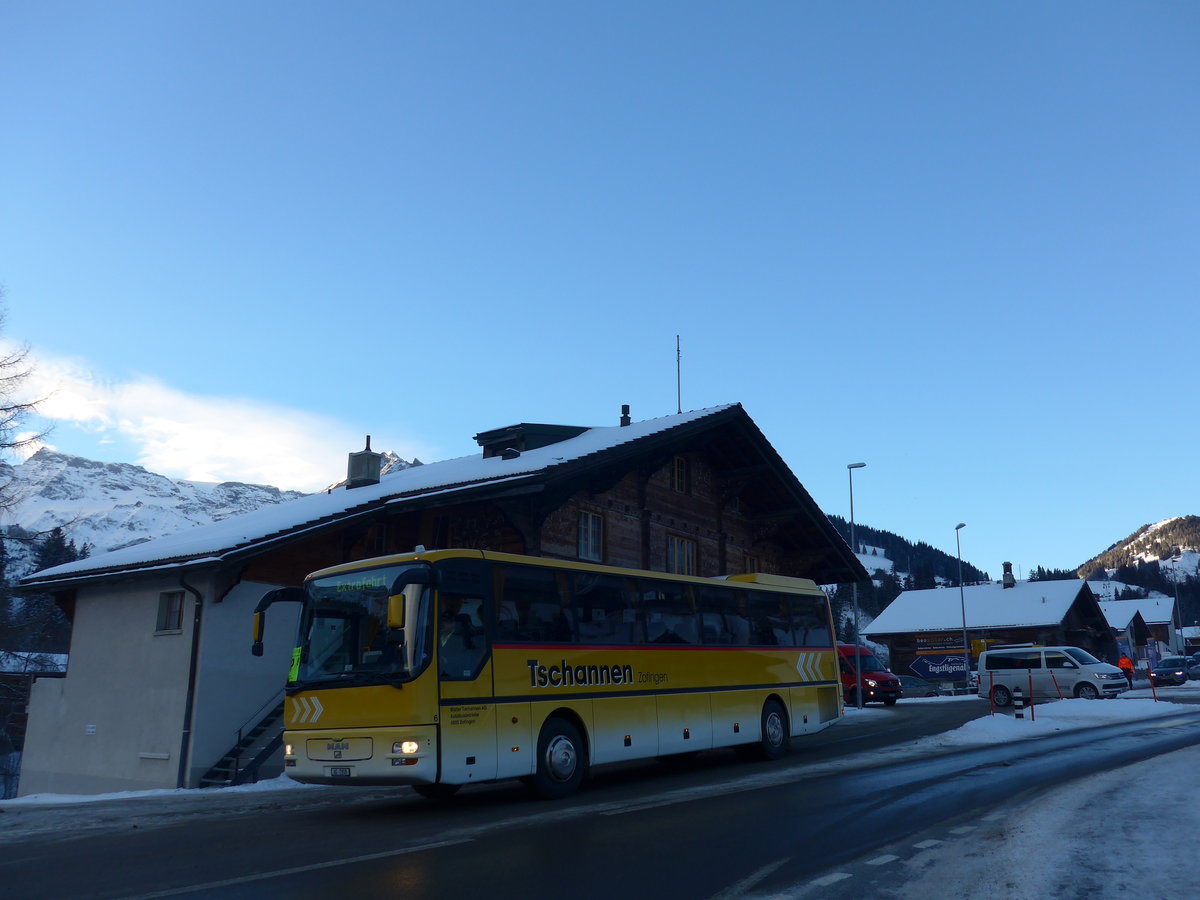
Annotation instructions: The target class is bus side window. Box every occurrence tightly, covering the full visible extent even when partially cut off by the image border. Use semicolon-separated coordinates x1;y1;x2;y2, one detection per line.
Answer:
696;585;743;645
641;582;697;644
747;592;782;645
498;565;572;643
574;574;638;644
791;596;832;647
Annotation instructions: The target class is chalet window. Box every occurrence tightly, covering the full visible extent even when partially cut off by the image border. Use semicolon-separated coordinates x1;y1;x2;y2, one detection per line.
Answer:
578;511;603;562
156;591;184;633
666;535;697;575
671;456;690;493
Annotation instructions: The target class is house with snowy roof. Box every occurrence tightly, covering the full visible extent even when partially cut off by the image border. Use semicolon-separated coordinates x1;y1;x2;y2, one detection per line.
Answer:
1095;602;1152;662
862;577;1116;682
15;403;865;796
1090;589;1183;656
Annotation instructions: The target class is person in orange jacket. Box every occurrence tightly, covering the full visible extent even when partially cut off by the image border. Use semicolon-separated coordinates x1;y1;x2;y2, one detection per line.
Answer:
1118;654;1135;688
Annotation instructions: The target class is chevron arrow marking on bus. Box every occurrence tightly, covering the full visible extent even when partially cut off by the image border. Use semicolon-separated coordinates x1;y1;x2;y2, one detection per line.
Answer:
293;696;324;723
795;653;823;682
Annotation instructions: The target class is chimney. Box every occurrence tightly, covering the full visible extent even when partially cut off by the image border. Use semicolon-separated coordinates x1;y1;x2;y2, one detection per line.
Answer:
1002;561;1015;589
620;404;631;427
346;435;383;489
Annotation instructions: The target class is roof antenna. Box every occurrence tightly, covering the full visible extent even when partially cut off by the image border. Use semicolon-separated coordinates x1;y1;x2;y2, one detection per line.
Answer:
676;334;682;414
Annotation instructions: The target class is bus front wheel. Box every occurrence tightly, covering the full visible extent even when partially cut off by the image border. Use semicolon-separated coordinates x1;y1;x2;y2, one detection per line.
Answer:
529;717;588;800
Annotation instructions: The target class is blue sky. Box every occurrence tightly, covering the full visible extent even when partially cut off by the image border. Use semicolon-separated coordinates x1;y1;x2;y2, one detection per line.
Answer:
2;2;1197;578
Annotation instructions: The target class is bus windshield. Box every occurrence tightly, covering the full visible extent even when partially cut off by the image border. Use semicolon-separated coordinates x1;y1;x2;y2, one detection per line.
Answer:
293;563;434;688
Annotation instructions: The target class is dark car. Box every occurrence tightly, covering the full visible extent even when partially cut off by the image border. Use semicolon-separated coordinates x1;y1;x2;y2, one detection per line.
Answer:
896;675;948;697
1150;656;1190;686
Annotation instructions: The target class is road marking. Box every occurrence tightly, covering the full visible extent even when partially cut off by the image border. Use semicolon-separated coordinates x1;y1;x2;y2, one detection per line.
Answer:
601;797;695;815
810;872;853;886
113;838;473;899
866;854;899;866
913;839;942;849
949;825;976;834
707;857;789;900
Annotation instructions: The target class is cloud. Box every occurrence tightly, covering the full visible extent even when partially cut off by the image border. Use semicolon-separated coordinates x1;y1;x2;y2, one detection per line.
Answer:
12;346;432;492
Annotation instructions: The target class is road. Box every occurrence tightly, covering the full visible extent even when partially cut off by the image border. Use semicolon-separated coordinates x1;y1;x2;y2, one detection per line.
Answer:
4;698;1199;900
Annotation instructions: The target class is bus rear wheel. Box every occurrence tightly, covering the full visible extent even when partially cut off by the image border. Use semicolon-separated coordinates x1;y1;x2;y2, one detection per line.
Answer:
754;699;789;761
529;717;587;800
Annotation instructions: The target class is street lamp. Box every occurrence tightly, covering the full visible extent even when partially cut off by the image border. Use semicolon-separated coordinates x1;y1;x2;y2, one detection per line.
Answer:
956;523;968;690
848;462;866;709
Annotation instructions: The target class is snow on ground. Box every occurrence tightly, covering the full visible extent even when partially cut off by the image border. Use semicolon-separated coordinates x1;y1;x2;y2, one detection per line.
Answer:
830;685;1200;899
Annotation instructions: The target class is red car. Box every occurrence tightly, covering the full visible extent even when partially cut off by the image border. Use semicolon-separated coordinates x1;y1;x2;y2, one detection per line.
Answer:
838;643;902;705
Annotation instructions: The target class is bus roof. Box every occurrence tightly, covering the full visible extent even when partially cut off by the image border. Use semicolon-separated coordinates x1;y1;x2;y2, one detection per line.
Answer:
307;548;823;595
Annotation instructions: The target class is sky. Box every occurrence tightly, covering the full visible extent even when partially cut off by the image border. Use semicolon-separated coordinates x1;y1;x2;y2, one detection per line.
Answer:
2;2;1197;578
7;693;1199;899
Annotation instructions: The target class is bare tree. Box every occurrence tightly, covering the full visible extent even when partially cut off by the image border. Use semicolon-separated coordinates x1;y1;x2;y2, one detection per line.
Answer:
0;293;48;514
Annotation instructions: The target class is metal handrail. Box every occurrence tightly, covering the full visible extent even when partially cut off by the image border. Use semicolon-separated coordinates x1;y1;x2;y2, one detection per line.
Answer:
229;688;286;784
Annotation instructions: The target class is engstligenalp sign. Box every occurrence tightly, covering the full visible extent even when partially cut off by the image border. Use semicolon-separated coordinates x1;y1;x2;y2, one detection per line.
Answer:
910;653;967;679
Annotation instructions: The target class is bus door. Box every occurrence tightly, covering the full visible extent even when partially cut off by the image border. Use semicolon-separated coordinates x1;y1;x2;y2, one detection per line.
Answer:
644;582;712;754
575;573;659;764
434;578;498;785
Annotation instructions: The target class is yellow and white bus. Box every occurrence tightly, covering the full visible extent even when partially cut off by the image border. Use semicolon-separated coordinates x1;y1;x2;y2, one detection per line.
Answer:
252;548;843;799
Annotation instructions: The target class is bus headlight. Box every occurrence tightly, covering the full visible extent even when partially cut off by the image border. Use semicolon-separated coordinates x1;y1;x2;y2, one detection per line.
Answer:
284;744;294;757
393;740;419;755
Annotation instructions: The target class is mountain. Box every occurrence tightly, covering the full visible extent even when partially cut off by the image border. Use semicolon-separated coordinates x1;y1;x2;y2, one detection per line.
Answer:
1077;516;1200;578
826;515;989;585
0;448;413;582
3;448;1195;622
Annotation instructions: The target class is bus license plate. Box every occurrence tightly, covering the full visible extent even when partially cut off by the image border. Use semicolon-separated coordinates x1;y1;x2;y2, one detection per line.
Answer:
329;767;351;777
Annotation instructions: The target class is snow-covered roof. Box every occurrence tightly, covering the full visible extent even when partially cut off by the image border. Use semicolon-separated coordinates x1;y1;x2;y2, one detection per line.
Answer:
863;579;1092;635
1096;601;1141;630
22;405;741;586
1096;596;1177;626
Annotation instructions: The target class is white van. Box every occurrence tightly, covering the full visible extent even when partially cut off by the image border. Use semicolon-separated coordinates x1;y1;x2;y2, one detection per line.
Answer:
977;645;1127;705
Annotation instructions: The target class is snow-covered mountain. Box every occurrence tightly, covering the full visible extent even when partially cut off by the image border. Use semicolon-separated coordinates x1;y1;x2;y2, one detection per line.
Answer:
1078;516;1200;577
0;448;413;581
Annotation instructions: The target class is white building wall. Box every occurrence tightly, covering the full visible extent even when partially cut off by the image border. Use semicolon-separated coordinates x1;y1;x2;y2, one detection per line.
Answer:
20;576;197;795
188;580;299;785
20;572;303;796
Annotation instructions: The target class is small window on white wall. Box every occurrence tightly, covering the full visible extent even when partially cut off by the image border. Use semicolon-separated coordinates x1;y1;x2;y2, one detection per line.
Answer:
156;591;184;633
578;511;604;562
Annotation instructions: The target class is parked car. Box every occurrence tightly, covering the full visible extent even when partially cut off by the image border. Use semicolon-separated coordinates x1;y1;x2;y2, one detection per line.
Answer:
1150;656;1190;686
838;644;903;706
896;675;948;697
977;645;1127;705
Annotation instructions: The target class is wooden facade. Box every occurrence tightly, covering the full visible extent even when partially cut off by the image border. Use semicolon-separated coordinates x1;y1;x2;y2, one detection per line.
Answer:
16;405;867;795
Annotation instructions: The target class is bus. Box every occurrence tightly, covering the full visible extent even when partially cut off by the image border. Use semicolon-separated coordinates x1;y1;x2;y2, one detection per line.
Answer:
251;548;843;799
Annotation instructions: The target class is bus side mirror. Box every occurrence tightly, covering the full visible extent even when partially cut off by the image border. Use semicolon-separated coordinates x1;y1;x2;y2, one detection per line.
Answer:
252;611;265;656
387;594;406;630
250;586;306;656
